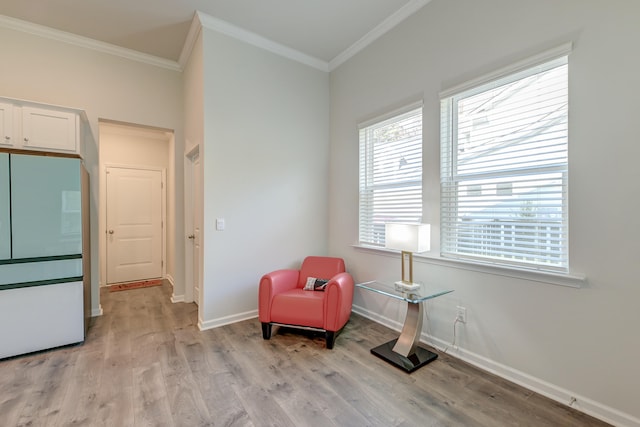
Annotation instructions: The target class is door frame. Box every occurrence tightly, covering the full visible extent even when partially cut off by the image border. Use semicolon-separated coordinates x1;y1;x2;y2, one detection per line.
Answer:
100;163;167;286
184;145;201;305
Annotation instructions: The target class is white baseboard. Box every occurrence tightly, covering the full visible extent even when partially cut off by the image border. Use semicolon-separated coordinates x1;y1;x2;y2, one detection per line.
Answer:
165;274;175;288
352;304;639;427
166;275;185;303
198;310;258;331
91;304;103;317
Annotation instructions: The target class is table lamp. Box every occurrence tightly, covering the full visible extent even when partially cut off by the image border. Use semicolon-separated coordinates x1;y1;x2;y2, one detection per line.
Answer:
385;223;431;291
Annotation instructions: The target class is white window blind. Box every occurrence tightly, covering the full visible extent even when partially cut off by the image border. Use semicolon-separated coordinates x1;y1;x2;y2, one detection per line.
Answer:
440;55;569;272
359;105;423;247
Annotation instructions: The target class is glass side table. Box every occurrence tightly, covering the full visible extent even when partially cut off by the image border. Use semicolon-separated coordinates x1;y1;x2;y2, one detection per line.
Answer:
356;280;453;373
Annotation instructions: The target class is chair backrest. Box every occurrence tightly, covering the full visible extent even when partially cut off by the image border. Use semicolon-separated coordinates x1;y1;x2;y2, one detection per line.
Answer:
297;256;346;288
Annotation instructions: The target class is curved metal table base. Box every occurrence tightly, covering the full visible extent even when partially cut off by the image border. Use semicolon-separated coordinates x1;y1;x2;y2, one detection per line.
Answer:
371;339;438;373
355;280;453;373
370;300;438;373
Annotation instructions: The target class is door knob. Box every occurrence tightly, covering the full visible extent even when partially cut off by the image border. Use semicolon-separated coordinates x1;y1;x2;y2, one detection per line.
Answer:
188;234;195;239
108;229;114;234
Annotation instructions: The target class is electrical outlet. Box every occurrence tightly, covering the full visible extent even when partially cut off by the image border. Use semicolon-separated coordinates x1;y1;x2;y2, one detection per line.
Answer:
456;306;467;323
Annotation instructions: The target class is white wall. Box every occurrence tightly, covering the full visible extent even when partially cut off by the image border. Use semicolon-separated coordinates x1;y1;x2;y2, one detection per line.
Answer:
0;26;185;314
197;27;330;328
183;31;204;157
329;0;640;425
182;30;205;305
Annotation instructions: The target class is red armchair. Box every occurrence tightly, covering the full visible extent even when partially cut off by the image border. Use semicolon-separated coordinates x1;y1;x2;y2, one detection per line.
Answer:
258;256;355;349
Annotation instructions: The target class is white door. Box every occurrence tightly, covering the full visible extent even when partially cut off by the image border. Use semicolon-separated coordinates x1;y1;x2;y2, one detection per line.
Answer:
106;167;163;284
187;152;202;305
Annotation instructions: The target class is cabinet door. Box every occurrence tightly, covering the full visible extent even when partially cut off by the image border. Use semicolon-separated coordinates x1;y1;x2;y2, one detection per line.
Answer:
11;155;81;258
0;103;14;147
22;107;78;153
0;154;9;259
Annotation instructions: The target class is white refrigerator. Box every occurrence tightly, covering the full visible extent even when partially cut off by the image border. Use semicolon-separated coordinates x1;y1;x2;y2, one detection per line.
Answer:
0;152;89;359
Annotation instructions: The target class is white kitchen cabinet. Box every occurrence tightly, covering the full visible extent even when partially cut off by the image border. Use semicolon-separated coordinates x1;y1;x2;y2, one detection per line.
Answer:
0;102;13;148
0;97;84;156
22;106;78;153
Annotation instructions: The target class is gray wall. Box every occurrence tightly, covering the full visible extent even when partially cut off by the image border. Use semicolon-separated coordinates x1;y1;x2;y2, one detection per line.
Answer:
329;0;640;424
197;28;331;328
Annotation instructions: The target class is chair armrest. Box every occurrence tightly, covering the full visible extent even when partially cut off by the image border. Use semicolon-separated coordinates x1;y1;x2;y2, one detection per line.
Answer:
258;269;300;322
323;272;355;332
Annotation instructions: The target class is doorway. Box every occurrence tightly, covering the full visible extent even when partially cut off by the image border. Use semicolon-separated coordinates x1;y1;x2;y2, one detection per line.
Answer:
98;121;171;288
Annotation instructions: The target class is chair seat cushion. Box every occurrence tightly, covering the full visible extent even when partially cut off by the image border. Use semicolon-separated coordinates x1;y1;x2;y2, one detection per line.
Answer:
270;289;324;329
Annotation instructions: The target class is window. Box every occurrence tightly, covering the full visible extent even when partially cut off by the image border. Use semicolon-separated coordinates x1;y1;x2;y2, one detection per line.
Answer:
440;52;569;272
359;104;423;247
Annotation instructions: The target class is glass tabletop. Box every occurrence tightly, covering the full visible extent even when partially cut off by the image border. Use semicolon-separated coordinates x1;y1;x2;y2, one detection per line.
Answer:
356;280;453;303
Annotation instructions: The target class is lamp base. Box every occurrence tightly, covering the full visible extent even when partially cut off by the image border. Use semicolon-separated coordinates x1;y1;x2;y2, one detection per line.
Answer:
394;281;421;292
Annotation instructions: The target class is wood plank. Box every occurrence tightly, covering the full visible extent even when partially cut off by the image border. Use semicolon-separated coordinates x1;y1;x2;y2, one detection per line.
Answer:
14;349;79;426
0;355;44;426
234;383;297;427
156;335;212;426
192;369;253;426
54;349;105;426
93;352;135;426
132;362;174;426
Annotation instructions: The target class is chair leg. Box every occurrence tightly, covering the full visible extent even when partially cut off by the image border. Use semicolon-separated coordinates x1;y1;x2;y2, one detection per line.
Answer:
261;323;272;340
325;331;336;349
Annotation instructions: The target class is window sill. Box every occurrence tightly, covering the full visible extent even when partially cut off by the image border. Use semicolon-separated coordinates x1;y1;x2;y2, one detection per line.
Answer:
352;244;586;288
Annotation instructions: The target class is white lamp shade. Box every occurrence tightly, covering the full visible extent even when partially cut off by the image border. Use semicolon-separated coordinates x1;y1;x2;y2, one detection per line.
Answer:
385;223;431;253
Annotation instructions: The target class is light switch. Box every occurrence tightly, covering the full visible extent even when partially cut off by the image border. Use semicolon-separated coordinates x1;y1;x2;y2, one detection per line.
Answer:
216;218;225;231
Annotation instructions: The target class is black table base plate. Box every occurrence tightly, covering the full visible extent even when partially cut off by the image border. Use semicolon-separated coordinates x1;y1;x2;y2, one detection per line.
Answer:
371;339;438;373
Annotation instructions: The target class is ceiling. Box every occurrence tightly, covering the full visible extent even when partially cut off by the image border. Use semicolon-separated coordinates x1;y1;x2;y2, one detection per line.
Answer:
0;0;430;70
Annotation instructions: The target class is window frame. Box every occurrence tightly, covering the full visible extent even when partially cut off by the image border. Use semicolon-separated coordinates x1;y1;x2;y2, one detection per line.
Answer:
439;44;572;273
358;102;423;248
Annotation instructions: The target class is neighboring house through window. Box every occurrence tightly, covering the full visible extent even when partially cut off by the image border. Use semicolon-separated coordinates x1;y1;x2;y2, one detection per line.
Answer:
440;45;571;272
358;103;423;247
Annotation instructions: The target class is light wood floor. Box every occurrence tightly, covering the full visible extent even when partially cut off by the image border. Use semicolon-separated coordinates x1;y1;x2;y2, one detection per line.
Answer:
0;281;610;426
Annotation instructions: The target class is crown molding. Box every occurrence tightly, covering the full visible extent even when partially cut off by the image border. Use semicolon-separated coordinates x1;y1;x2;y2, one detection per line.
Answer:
178;12;203;69
0;14;182;72
2;1;431;75
195;11;329;72
329;0;432;71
